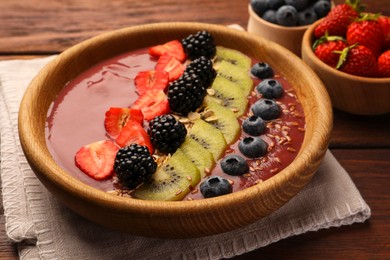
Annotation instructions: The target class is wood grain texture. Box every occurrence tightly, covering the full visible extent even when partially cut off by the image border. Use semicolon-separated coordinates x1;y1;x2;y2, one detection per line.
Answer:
1;0;390;259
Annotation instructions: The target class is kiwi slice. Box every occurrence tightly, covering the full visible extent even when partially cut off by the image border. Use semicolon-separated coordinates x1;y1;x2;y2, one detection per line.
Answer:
210;77;248;117
215;61;253;96
215;46;252;71
189;119;227;160
204;97;240;144
132;149;200;201
180;137;215;177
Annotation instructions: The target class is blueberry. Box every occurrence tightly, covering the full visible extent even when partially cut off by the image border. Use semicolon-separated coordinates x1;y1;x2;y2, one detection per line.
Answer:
251;98;281;120
313;0;331;18
239;137;268;158
276;5;298;26
267;0;284;10
251;0;269;16
220;154;249;176
256;79;284;99
243;115;266;136
298;8;318;25
200;176;232;198
284;0;309;11
250;62;274;79
262;10;277;24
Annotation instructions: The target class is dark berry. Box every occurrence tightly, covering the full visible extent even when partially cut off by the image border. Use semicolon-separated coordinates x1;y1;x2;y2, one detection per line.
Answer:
168;72;206;115
184;56;216;88
262;10;277;24
256;79;284;99
238;137;268;158
267;0;284;10
181;31;216;60
251;0;269;16
148;114;187;153
251;62;274;79
114;144;157;189
276;5;298;26
298;8;318;25
284;0;309;11
242;115;266;136
220;154;249;176
251;98;281;120
313;0;331;18
200;176;233;198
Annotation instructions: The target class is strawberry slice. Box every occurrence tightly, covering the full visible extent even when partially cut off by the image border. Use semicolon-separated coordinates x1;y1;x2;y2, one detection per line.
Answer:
115;120;154;153
134;70;169;95
132;89;170;121
104;107;144;138
75;140;119;180
148;40;187;62
155;54;185;82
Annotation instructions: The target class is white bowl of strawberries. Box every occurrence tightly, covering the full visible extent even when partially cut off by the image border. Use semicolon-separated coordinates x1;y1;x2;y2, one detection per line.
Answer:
302;0;390;115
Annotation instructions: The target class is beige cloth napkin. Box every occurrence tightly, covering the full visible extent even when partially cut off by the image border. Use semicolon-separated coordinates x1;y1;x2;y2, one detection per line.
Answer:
0;56;371;260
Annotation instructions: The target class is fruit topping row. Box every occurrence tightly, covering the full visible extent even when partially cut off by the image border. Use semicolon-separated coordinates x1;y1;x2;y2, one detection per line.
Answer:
312;0;390;77
251;0;331;26
74;30;304;201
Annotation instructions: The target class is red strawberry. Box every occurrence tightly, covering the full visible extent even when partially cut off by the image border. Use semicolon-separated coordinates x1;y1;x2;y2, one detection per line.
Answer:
132;89;170;120
378;50;390;77
134;70;169;95
148;40;187;63
346;14;384;57
336;44;378;77
115;120;154;153
314;0;361;38
104;107;144;138
313;34;348;67
75;140;119;180
155;54;184;82
378;16;390;50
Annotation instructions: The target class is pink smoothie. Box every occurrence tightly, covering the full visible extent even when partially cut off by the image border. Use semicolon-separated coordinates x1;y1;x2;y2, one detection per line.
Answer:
46;48;155;191
45;47;305;199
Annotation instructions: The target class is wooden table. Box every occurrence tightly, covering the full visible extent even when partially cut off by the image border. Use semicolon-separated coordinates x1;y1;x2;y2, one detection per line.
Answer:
1;1;389;259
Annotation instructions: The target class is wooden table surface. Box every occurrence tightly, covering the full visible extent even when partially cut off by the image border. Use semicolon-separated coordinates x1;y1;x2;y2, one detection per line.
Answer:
1;0;389;259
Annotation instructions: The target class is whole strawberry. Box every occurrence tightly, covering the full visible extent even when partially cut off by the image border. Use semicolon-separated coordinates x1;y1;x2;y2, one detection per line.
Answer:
346;14;384;57
378;16;390;50
378;50;390;77
314;0;361;38
336;44;378;77
313;34;348;67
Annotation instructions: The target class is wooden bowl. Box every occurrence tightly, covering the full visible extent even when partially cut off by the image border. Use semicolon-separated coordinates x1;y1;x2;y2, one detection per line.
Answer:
302;19;390;115
247;4;310;57
18;22;332;238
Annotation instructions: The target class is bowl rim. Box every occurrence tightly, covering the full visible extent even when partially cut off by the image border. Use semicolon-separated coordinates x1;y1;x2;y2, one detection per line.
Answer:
302;19;390;83
19;22;332;216
248;4;310;31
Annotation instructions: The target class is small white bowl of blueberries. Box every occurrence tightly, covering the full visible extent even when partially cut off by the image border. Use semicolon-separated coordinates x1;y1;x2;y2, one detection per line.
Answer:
248;0;332;56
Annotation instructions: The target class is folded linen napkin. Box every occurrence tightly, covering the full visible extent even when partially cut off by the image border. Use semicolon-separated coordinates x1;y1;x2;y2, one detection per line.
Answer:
0;56;371;260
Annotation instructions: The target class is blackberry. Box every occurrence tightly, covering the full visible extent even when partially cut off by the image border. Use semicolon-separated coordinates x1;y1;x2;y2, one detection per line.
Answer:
114;144;157;189
185;56;216;88
181;30;216;60
167;72;206;115
148;114;187;153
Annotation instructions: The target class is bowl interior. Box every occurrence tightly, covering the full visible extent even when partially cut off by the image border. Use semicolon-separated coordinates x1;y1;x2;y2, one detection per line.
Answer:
19;22;332;238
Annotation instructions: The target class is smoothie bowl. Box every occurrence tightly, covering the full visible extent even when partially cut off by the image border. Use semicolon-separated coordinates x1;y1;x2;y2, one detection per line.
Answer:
18;22;332;238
